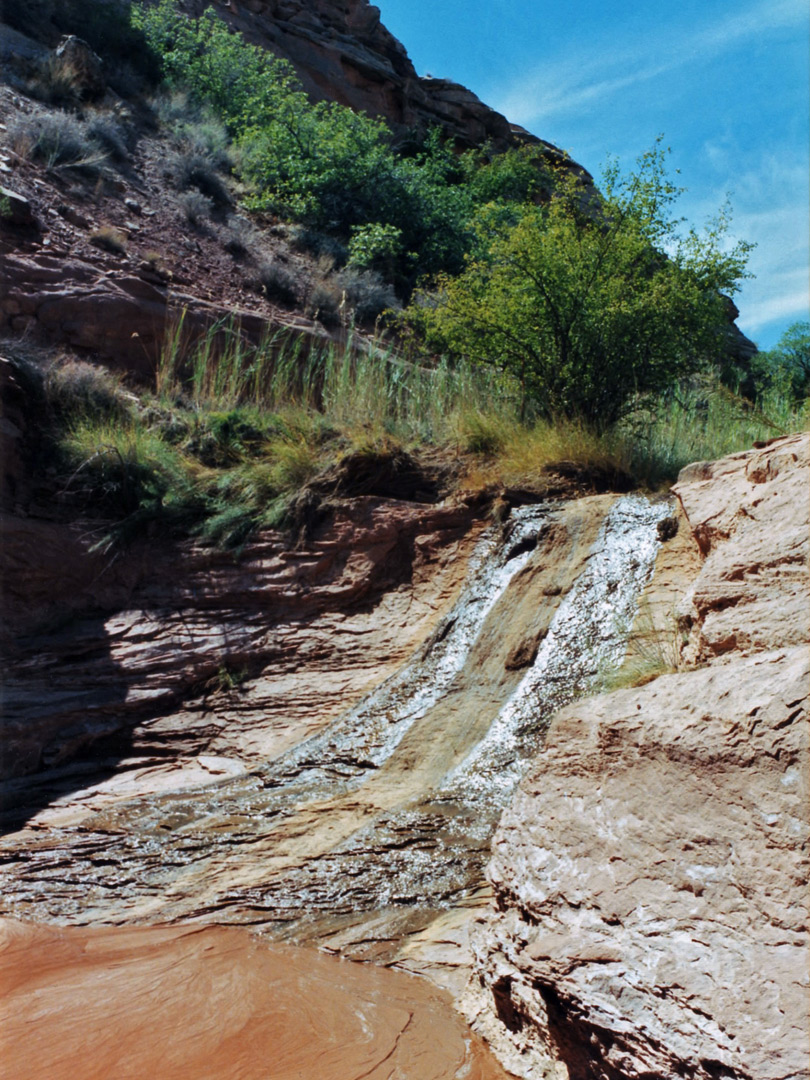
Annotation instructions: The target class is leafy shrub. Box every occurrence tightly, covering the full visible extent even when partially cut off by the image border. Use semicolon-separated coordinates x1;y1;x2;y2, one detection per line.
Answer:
132;4;473;285
463;143;552;204
749;321;810;405
410;143;752;425
347;223;403;276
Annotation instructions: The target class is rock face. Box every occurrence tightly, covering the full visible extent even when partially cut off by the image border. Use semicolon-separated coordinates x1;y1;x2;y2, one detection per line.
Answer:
195;0;584;168
468;433;810;1080
0;252;331;374
1;496;477;783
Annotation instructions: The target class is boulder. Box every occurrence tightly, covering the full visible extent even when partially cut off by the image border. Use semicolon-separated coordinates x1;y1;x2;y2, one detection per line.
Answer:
53;36;105;100
0;186;37;229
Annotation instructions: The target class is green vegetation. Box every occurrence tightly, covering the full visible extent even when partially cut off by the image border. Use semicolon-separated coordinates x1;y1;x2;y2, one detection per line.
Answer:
8;112;109;173
408;143;753;426
131;2;552;289
747;322;810;405
41;317;804;552
5;1;806;554
600;600;687;691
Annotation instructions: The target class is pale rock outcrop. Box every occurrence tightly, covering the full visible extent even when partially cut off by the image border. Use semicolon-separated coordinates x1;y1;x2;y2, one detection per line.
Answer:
469;433;810;1080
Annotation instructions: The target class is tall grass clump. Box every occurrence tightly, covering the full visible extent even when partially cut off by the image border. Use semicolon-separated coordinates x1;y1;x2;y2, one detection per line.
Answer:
620;379;809;486
47;315;807;554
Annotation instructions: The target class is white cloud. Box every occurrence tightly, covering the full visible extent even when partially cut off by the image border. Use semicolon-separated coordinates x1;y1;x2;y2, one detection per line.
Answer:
493;0;808;129
737;285;810;337
683;157;810;340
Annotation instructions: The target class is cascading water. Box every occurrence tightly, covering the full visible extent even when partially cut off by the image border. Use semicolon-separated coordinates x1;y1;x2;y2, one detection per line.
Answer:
443;495;673;805
0;494;673;933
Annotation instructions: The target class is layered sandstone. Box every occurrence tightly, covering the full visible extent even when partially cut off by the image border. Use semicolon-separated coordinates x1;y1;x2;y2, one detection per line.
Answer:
468;433;810;1080
189;0;584;169
1;494;477;785
0;251;331;374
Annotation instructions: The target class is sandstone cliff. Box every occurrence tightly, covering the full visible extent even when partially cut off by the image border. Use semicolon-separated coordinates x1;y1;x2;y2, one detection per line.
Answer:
467;432;810;1080
185;0;584;168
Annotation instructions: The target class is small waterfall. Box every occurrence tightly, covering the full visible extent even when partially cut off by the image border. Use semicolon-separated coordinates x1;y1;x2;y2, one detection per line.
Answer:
442;495;673;806
253;504;552;799
0;494;674;926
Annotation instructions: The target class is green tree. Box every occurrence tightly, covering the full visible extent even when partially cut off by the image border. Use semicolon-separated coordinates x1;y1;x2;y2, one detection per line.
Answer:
132;2;474;285
750;321;810;404
410;142;753;425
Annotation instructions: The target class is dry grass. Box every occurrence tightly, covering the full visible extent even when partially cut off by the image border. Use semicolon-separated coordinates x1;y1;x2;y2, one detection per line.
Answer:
455;413;631;491
601;600;688;690
89;226;128;254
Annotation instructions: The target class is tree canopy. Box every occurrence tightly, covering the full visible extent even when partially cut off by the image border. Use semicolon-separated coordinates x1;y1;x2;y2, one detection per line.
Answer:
409;143;753;425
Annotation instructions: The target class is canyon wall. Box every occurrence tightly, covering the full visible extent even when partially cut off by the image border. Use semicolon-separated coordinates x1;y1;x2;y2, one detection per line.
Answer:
467;432;810;1080
185;0;585;170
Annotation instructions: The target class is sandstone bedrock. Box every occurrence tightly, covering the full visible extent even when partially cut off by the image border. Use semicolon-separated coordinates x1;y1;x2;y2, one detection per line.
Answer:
470;433;810;1080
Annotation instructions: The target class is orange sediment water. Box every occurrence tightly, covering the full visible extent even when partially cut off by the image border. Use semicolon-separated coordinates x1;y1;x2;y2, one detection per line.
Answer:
0;918;512;1080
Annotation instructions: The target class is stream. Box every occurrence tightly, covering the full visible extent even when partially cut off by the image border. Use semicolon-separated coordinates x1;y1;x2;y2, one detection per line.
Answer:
0;494;672;946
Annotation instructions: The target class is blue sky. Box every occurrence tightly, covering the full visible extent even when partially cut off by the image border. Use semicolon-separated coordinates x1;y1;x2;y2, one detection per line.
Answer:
376;0;809;349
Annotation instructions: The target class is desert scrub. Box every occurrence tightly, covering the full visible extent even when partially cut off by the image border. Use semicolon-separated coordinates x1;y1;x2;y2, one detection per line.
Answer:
171;149;231;206
8;112;107;173
89;226;128;254
306;278;343;328
85;114;130;162
257;261;298;307
45;360;134;423
335;268;399;325
178;190;214;226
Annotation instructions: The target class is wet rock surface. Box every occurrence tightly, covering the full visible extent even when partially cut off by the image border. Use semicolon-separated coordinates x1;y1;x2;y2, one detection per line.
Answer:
1;497;477;785
468;433;810;1080
0;495;670;966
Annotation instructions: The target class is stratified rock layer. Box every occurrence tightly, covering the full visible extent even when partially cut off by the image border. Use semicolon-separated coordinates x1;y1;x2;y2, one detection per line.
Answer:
470;433;810;1080
193;0;581;163
1;496;477;784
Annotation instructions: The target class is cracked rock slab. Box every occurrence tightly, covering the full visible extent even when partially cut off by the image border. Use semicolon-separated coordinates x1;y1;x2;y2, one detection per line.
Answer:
470;434;810;1080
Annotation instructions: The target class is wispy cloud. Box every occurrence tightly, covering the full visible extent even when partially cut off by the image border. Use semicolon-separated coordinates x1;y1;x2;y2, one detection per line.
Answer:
493;0;807;128
684;154;809;341
737;284;809;338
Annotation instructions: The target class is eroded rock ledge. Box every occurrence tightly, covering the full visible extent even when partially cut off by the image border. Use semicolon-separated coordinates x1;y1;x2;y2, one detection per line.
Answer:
1;495;478;789
468;433;810;1080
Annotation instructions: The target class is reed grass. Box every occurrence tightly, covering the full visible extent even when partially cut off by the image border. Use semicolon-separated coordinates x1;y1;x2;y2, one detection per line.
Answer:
50;318;808;550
